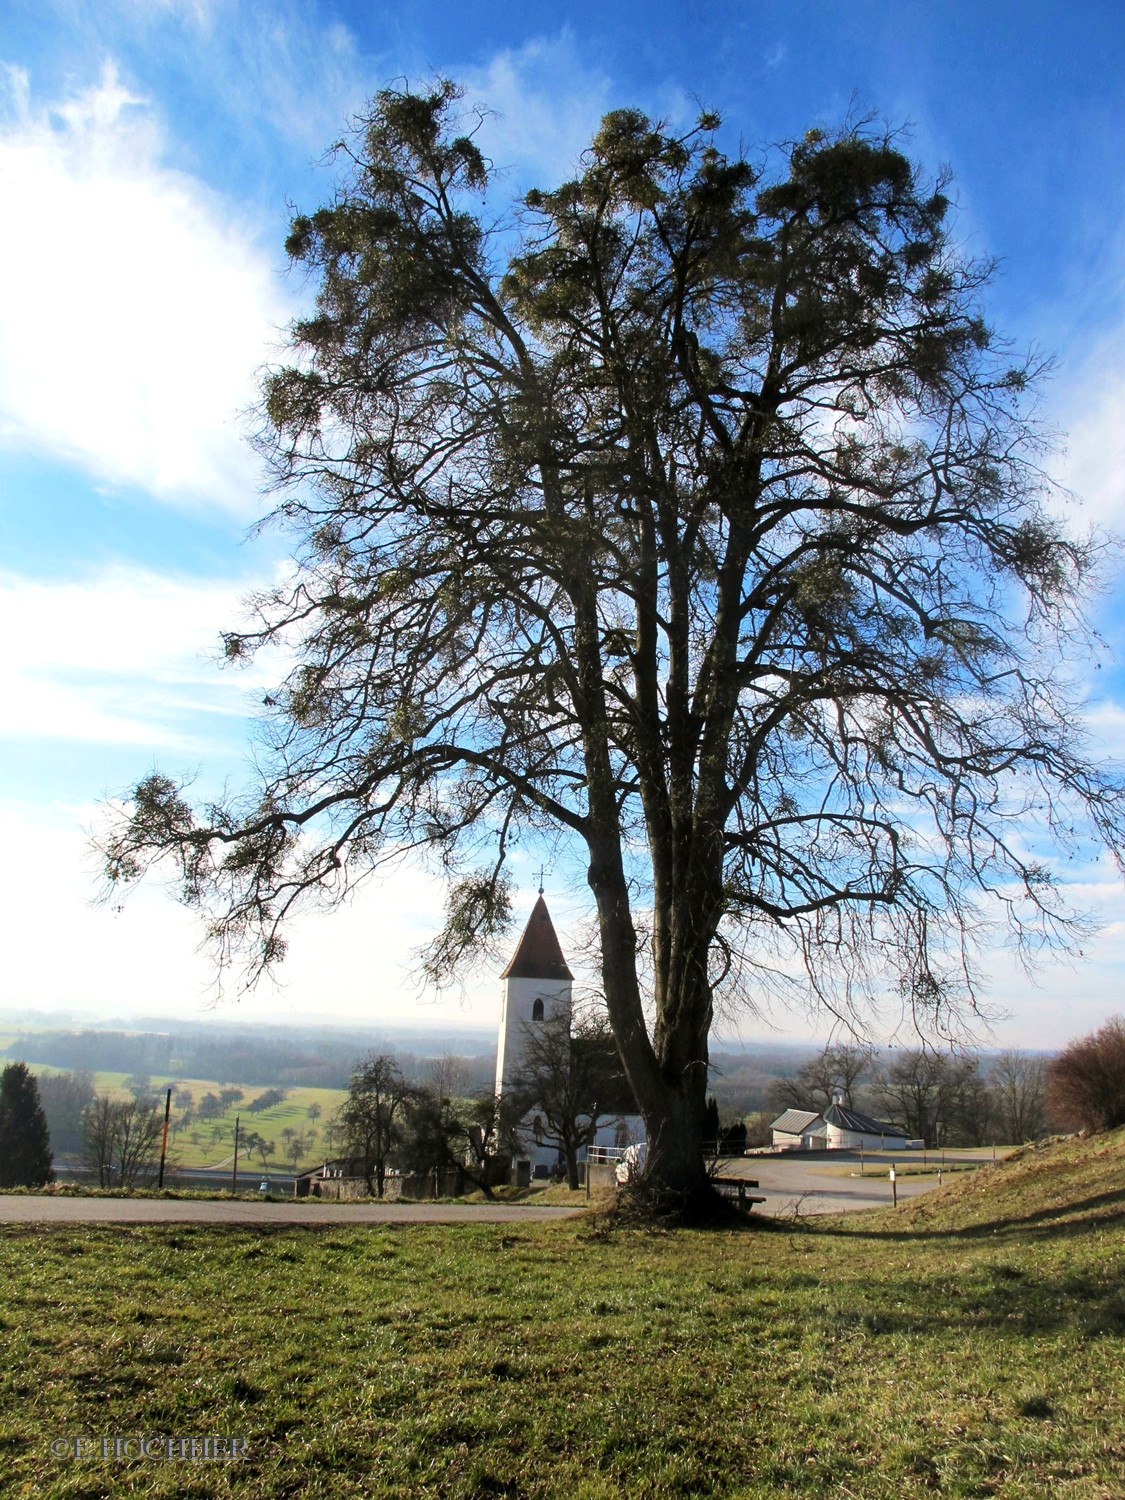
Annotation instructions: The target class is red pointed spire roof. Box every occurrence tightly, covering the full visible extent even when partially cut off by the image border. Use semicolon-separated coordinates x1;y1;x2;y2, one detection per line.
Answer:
500;895;574;981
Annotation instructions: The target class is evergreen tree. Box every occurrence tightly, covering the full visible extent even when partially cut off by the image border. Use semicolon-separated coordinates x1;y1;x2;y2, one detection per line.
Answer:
0;1062;53;1188
704;1097;721;1154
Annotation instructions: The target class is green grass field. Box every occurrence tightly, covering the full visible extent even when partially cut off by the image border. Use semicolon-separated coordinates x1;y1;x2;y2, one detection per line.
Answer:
1;1132;1124;1497
42;1069;347;1174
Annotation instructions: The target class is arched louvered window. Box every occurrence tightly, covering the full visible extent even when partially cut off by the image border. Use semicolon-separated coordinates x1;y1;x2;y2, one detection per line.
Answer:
531;998;545;1022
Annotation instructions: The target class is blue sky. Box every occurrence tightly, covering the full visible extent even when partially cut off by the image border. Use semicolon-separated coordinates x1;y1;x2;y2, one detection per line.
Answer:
2;0;1124;1047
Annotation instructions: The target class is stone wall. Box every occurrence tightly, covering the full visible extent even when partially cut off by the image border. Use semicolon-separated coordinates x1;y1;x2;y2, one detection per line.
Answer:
305;1169;467;1201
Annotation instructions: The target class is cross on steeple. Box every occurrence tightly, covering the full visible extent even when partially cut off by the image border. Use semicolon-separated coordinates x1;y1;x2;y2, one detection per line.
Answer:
536;864;545;895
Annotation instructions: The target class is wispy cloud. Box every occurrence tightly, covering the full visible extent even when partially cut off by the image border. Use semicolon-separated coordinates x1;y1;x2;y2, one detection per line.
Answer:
0;564;280;747
460;32;693;192
1051;333;1125;533
0;61;292;513
459;34;617;190
166;5;375;156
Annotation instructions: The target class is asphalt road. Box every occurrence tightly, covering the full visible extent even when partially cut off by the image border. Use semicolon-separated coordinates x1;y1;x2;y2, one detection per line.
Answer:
0;1153;983;1224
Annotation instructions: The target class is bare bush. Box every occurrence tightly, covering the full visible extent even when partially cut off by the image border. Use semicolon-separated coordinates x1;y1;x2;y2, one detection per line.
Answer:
81;1095;163;1188
1045;1018;1125;1134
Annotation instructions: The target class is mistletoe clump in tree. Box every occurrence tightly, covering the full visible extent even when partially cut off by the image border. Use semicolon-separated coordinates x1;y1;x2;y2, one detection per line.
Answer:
100;83;1124;1219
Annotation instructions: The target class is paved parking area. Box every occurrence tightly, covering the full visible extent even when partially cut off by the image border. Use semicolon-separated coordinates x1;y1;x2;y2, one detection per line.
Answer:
718;1149;996;1217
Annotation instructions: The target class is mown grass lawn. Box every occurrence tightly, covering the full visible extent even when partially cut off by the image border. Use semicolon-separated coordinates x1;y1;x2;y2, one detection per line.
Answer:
1;1134;1124;1498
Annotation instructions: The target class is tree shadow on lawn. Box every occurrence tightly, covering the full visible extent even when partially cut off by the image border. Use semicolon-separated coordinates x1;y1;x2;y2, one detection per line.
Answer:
807;1188;1125;1246
813;1261;1125;1342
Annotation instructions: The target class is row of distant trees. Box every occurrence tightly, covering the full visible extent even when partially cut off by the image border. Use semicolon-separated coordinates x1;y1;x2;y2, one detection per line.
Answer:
11;1041;618;1197
7;1052;548;1196
764;1044;1046;1147
338;1015;1125;1192
763;1021;1125;1146
6;1069;321;1188
3;1028;497;1093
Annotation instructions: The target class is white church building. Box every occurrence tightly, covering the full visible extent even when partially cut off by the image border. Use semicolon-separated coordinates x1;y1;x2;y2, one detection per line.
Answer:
495;894;643;1178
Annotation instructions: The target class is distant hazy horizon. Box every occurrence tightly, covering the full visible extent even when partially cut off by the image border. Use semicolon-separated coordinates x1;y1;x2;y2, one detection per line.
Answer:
0;1004;1060;1062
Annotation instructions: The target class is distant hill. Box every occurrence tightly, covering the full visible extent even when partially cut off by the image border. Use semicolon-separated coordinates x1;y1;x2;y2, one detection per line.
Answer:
1;1021;496;1092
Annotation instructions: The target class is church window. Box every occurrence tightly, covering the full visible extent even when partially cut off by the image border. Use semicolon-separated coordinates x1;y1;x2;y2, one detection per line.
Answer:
531;998;544;1022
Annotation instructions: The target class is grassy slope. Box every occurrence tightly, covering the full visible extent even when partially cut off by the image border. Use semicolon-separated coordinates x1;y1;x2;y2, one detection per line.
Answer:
40;1070;346;1173
1;1133;1123;1498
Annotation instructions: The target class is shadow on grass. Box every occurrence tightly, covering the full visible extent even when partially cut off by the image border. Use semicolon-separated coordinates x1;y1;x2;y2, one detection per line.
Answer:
817;1264;1125;1341
809;1187;1125;1244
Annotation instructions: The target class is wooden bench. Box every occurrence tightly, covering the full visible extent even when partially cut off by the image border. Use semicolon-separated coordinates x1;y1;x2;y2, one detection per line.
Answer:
711;1176;767;1208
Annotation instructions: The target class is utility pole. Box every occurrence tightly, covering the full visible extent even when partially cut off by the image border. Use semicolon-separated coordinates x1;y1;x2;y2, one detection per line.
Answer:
157;1087;172;1189
231;1114;240;1195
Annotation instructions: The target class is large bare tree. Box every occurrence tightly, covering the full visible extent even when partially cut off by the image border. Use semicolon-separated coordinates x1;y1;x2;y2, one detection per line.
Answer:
767;1041;875;1112
99;84;1124;1217
81;1095;163;1189
988;1050;1047;1142
508;1010;628;1189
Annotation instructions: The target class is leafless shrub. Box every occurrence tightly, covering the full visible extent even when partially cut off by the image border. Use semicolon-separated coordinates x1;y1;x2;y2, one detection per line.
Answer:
1045;1018;1125;1133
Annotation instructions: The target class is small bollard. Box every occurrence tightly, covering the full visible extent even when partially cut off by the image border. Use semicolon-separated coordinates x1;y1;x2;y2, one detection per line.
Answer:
889;1166;897;1207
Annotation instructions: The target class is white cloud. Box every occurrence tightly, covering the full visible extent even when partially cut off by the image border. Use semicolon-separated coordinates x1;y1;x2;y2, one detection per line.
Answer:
460;33;691;192
178;17;637;193
1051;336;1125;532
0;564;278;747
0;796;502;1031
0;33;680;519
1080;701;1125;759
460;35;616;190
0;61;292;513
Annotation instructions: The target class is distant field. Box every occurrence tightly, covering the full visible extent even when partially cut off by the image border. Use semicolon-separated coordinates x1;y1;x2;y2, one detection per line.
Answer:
32;1067;346;1174
1;1131;1124;1495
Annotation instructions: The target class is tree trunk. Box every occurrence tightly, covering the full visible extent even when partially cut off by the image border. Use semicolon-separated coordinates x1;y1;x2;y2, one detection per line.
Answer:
565;1145;580;1192
589;847;728;1220
640;1089;715;1218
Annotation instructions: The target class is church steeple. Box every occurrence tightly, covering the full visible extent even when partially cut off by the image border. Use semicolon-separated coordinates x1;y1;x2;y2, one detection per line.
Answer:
494;894;574;1098
500;895;574;981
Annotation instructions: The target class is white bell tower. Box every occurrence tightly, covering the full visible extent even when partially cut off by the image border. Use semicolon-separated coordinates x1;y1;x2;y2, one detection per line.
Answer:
494;894;573;1098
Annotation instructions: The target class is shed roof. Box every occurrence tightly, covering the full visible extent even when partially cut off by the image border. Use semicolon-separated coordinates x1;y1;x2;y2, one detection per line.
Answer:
770;1108;825;1136
823;1102;906;1138
500;895;574;981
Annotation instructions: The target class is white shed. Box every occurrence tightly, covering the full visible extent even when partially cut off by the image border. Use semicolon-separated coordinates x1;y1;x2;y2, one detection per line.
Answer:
822;1100;909;1151
770;1108;827;1150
